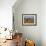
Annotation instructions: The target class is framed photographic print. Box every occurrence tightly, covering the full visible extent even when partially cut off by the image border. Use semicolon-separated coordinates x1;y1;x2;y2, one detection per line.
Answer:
22;14;37;26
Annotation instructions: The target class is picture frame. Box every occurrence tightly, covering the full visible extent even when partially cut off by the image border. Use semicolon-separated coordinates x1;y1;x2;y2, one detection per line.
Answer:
22;14;37;26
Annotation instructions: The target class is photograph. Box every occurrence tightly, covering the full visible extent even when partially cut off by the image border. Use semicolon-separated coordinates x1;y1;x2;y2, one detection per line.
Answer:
22;14;37;26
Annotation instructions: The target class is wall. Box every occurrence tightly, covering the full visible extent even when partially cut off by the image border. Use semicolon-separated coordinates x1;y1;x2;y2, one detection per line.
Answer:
41;0;46;46
13;0;41;46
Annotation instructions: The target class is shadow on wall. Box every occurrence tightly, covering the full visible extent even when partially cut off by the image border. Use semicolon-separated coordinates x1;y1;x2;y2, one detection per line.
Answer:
12;0;24;10
12;0;41;46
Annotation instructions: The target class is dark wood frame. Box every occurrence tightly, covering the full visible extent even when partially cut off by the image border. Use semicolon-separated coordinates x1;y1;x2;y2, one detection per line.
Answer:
22;14;37;26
